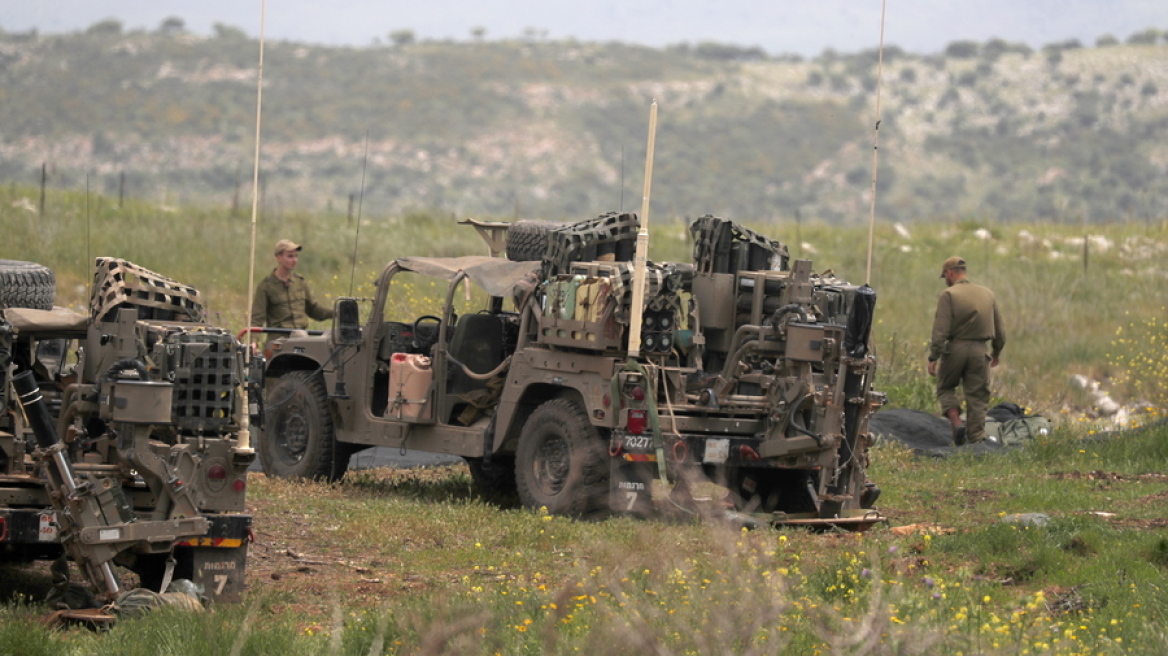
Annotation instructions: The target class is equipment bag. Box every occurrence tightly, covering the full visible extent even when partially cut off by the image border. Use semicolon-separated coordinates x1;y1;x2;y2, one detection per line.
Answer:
986;415;1050;446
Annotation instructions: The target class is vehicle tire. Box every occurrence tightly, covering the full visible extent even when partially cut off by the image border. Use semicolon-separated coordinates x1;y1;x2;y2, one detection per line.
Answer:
465;455;519;506
259;370;349;481
515;398;608;515
0;259;55;310
505;221;566;262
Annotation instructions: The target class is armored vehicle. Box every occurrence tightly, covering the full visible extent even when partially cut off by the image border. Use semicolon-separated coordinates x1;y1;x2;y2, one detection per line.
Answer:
257;214;884;527
1;258;254;604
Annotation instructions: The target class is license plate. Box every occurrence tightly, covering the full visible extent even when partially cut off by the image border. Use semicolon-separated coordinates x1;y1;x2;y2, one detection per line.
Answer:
703;439;730;464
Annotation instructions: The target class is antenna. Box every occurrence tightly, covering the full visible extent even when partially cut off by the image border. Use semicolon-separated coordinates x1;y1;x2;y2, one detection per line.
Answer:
348;131;370;297
864;0;888;286
627;100;658;359
85;175;92;305
237;0;267;454
619;145;625;212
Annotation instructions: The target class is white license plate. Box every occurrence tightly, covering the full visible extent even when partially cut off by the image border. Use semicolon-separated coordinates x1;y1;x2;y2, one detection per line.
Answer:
703;438;730;464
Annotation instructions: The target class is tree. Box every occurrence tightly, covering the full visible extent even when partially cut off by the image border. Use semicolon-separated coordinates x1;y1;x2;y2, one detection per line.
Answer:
470;26;486;41
944;40;979;59
213;23;248;40
86;19;123;36
1125;29;1160;45
389;29;416;47
159;16;186;36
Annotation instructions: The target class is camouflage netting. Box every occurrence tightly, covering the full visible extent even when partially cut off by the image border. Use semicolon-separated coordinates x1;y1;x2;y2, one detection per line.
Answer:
870;407;1036;458
690;214;788;275
542;211;640;278
90;258;205;323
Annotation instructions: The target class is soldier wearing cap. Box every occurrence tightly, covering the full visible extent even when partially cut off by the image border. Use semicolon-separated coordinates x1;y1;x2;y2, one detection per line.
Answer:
251;239;334;331
927;256;1006;445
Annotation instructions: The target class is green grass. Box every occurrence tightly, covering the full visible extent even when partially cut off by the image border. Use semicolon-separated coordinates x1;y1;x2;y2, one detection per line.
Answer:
3;186;1168;653
4;423;1168;654
6;183;1165;414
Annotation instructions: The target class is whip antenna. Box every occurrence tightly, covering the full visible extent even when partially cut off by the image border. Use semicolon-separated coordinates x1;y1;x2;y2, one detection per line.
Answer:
348;131;369;296
865;0;887;285
238;0;267;454
627;100;658;359
85;174;92;304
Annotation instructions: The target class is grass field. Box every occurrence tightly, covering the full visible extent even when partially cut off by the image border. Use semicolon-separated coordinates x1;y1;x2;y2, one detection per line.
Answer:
2;185;1167;654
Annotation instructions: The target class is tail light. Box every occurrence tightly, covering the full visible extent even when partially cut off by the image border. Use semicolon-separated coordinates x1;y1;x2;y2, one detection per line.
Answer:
627;409;647;435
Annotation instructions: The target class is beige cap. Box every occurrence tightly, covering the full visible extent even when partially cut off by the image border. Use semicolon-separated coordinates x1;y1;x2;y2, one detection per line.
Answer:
940;256;966;277
274;239;302;255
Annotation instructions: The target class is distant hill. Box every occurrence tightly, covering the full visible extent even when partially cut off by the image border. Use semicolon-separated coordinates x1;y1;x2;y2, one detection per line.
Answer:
1;28;1166;223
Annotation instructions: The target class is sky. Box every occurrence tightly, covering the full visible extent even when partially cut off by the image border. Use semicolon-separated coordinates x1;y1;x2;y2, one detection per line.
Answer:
2;0;1165;57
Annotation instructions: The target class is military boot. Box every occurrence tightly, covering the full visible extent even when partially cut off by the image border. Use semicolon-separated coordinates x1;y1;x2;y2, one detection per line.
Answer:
945;408;966;446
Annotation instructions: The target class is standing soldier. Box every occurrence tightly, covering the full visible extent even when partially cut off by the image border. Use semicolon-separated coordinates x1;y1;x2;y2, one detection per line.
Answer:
927;256;1006;445
251;239;334;331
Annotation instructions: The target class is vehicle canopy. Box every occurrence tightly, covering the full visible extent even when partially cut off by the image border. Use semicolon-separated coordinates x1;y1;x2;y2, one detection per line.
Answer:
382;255;541;299
2;306;88;336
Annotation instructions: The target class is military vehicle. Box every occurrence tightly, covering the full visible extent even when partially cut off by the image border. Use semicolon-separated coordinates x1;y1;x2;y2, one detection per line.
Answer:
257;214;885;527
1;258;254;605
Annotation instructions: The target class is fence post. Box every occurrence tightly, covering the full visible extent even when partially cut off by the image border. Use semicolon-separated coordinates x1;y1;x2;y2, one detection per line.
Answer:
39;162;47;217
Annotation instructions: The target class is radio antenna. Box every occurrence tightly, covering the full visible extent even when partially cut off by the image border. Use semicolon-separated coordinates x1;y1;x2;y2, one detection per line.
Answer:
619;145;625;212
864;0;887;285
238;0;267;454
627;101;658;359
85;175;92;305
348;131;370;297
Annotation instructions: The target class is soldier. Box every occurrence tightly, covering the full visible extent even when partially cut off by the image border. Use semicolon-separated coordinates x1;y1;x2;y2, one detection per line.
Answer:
927;256;1006;445
251;239;334;330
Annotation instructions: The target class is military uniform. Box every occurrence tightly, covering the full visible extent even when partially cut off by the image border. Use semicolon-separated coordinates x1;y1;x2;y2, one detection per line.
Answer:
928;277;1006;443
250;271;333;330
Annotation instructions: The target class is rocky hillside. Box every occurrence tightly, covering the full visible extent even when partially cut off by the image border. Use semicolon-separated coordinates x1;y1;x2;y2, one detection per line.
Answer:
1;26;1166;222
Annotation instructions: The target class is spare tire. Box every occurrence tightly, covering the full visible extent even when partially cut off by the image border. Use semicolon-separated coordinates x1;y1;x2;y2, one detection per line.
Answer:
0;259;55;310
505;221;568;262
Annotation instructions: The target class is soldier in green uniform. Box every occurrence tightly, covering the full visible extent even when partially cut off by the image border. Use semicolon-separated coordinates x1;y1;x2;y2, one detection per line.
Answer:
251;239;334;330
927;256;1006;445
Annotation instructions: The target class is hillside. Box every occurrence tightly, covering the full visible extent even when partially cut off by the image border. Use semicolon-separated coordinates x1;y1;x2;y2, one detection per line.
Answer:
1;26;1167;222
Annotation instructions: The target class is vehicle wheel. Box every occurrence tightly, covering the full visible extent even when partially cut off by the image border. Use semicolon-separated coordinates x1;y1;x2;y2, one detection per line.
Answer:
505;221;566;262
515;398;608;515
0;259;55;310
465;455;519;506
259;371;349;481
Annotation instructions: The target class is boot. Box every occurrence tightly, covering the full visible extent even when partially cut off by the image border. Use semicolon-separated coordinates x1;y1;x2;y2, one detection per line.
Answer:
945;408;966;446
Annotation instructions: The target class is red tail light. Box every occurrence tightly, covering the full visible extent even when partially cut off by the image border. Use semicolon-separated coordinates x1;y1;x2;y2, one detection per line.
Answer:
207;464;228;480
627;409;647;435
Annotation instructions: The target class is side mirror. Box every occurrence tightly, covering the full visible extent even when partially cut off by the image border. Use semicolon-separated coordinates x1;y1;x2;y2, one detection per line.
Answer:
334;298;361;345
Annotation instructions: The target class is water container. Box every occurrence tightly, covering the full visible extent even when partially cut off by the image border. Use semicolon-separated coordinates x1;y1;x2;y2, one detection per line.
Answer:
388;353;433;421
559;275;584;319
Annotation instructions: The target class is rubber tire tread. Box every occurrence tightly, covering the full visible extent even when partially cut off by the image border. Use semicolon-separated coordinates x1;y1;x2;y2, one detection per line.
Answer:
259;370;348;481
0;259;55;310
515;398;608;515
505;221;567;262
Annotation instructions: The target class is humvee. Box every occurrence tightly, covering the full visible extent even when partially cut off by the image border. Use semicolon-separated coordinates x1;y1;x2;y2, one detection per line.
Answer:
257;214;885;527
1;258;254;604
